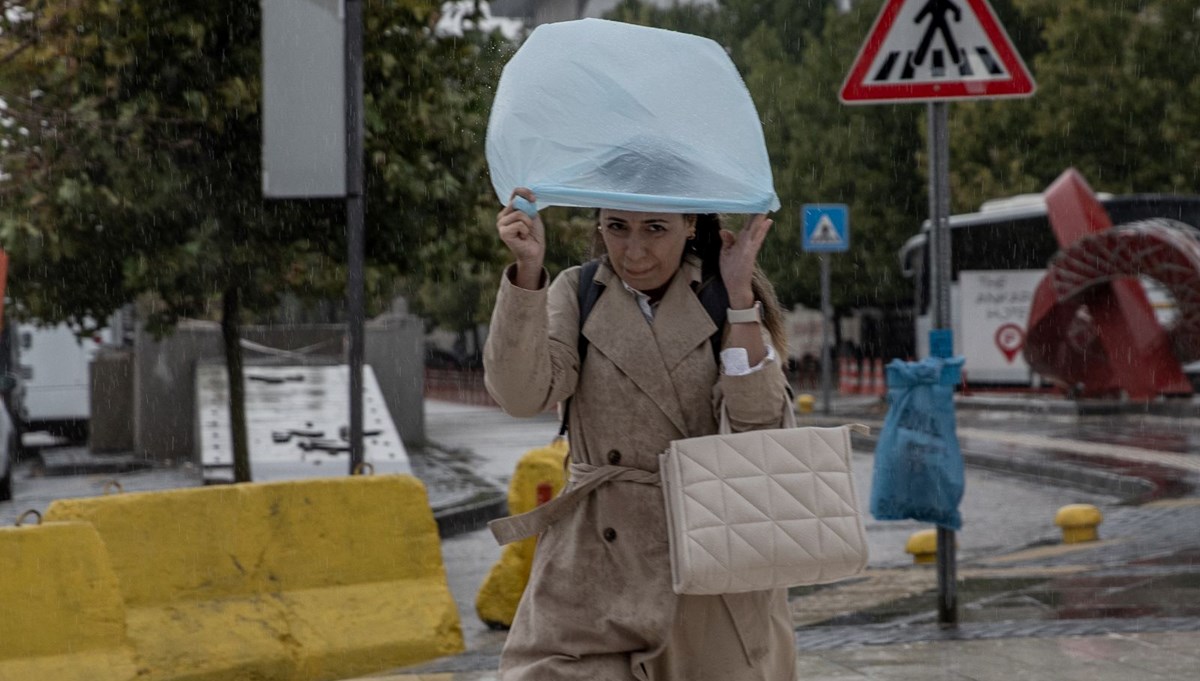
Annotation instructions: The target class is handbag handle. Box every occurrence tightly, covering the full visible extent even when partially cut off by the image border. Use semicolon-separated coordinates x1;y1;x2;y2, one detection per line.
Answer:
717;393;798;434
717;397;870;435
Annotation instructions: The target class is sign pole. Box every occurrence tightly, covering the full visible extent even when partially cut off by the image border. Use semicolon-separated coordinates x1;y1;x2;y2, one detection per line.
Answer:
802;204;850;415
839;0;1036;634
346;0;366;475
820;255;833;416
928;101;957;627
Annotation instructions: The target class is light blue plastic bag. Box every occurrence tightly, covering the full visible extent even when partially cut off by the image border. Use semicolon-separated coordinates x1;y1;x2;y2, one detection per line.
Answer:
870;357;965;530
486;19;779;216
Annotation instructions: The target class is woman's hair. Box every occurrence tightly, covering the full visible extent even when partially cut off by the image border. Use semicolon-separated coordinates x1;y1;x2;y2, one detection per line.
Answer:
591;212;788;355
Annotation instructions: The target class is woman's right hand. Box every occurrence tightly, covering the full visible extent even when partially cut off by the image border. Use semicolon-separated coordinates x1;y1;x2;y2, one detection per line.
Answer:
497;188;545;289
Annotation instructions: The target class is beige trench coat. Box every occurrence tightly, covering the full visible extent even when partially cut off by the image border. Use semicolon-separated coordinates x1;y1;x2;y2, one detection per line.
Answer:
483;257;797;681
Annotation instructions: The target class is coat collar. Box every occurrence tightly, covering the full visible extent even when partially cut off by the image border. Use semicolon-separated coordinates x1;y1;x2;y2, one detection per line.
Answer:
581;256;717;436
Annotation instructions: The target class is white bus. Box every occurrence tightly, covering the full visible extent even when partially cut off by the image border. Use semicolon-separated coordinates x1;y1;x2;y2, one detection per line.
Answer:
899;193;1200;387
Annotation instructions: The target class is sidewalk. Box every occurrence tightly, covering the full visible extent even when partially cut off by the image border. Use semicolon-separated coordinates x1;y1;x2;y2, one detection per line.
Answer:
368;398;1200;680
358;630;1200;680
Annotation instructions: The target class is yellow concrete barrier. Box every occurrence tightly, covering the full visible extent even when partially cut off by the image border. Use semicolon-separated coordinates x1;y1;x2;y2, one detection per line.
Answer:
475;438;568;629
0;521;139;681
44;475;463;681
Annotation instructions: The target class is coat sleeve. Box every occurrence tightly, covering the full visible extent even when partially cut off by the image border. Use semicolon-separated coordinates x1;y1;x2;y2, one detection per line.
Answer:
483;264;581;417
714;327;790;432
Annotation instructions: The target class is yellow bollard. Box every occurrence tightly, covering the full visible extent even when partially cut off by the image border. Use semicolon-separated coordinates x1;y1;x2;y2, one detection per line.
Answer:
905;529;938;564
476;438;568;629
795;393;816;414
1055;504;1103;544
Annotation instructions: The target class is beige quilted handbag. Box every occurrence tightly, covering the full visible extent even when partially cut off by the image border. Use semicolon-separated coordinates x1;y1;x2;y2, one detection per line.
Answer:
659;401;869;595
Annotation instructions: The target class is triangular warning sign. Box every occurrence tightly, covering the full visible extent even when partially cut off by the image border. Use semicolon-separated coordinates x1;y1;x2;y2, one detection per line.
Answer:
840;0;1035;104
809;215;843;246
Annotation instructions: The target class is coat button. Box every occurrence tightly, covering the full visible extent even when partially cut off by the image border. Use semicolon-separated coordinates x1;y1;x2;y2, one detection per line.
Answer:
603;527;617;542
606;449;622;465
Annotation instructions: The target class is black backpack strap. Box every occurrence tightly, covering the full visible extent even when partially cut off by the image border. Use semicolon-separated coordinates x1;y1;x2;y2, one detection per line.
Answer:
576;259;604;366
694;275;730;365
559;259;604;438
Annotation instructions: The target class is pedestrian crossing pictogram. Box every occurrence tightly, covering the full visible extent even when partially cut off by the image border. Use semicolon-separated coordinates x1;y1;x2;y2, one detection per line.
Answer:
872;45;1005;82
840;0;1035;104
869;0;1006;84
809;215;844;246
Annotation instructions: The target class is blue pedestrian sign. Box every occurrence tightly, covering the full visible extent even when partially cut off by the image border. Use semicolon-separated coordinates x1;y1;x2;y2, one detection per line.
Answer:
802;204;850;253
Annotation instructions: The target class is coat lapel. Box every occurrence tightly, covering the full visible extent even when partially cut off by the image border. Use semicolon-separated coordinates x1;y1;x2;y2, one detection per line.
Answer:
653;259;718;372
582;261;690;436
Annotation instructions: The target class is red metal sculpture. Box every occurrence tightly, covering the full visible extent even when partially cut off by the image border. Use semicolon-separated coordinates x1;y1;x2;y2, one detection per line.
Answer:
1025;169;1199;399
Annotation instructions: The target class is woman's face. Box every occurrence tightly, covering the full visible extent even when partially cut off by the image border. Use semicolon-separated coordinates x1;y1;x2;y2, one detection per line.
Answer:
598;210;695;292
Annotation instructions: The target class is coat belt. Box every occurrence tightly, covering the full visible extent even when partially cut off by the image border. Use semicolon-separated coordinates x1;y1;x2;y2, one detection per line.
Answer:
489;462;661;546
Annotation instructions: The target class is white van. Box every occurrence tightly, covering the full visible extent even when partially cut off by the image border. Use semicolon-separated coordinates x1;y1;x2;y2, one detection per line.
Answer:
17;323;104;439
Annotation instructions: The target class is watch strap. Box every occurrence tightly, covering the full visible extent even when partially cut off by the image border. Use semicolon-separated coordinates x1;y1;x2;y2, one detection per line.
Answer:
726;301;761;324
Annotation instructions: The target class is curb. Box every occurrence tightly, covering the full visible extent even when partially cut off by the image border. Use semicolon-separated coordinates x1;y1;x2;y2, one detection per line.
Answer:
36;447;153;477
956;394;1200;418
846;429;1156;505
955;448;1155;503
432;491;507;539
419;440;508;539
798;416;1169;504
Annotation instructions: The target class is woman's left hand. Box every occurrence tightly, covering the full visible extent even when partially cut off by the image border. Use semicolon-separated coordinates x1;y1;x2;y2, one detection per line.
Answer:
719;214;773;309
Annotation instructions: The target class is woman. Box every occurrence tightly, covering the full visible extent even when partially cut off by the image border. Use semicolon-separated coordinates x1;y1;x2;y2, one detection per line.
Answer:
484;187;796;681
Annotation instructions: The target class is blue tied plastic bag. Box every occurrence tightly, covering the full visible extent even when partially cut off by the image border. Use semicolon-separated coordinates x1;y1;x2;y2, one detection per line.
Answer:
870;357;965;530
486;19;779;215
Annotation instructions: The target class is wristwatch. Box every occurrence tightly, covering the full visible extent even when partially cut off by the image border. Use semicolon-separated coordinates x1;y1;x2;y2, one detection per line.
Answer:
726;301;761;324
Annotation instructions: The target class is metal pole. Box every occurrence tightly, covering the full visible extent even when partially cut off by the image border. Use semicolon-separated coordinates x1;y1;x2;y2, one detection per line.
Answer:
820;255;833;416
928;101;957;627
929;104;952;330
346;0;366;474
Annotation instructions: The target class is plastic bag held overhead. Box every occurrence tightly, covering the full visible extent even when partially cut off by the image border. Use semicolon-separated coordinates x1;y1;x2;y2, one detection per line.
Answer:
486;19;780;216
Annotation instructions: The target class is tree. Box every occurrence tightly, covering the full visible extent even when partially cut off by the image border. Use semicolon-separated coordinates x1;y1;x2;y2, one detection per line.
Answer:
0;0;511;479
951;0;1200;209
709;0;925;314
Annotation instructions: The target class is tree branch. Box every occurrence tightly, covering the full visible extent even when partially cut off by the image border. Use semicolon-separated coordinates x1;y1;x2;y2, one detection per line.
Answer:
0;14;68;67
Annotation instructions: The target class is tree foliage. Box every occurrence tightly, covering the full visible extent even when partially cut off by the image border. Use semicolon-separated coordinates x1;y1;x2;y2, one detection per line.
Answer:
607;0;925;313
952;0;1200;208
0;0;514;332
4;0;1197;348
1;0;329;334
0;0;513;478
607;0;1200;314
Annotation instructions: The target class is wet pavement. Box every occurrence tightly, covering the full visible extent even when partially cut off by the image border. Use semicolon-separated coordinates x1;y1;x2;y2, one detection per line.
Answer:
4;395;1199;680
377;396;1200;679
359;631;1200;681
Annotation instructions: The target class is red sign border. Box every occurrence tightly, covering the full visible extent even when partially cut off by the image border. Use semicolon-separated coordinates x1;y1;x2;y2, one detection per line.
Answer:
840;0;1036;104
